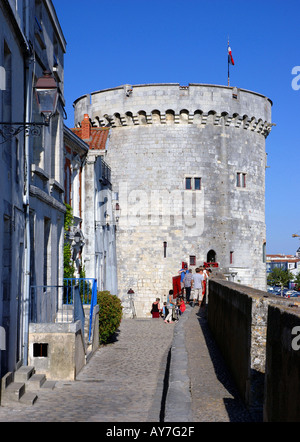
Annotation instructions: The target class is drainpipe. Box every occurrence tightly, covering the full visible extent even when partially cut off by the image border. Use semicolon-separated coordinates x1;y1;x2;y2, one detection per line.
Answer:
22;0;33;366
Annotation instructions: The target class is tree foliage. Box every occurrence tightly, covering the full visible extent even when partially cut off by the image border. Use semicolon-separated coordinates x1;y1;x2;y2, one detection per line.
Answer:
64;203;75;279
267;267;294;287
294;272;300;289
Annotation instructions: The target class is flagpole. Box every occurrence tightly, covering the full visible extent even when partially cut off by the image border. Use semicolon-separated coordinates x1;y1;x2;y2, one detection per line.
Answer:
227;38;230;86
228;58;230;87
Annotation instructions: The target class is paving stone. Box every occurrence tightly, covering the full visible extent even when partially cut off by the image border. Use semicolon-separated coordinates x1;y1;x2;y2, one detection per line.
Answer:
0;306;258;423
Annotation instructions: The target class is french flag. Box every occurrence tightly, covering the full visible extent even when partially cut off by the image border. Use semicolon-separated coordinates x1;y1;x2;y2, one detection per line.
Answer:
228;45;235;65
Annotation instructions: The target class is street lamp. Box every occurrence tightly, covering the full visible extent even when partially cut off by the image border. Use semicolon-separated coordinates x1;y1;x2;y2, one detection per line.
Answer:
0;70;58;142
33;70;58;124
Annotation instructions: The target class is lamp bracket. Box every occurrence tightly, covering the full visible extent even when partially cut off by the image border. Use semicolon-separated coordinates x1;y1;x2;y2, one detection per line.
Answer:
0;122;48;144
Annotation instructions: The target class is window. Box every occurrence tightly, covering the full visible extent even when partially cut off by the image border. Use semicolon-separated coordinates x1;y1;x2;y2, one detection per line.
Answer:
185;177;201;190
33;343;48;357
43;217;51;286
194;177;201;190
230;251;234;265
236;172;246;188
185;177;192;190
189;256;196;266
163;242;167;258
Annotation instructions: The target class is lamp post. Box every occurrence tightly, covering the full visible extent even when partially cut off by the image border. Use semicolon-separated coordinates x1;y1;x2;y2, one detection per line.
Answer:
127;289;136;318
0;70;58;142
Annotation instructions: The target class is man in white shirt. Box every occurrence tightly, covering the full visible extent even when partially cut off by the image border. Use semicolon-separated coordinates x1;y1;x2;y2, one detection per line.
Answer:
191;267;204;306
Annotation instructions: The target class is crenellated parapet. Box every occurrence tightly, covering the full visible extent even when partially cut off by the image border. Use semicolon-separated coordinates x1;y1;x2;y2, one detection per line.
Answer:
88;108;273;138
74;83;273;139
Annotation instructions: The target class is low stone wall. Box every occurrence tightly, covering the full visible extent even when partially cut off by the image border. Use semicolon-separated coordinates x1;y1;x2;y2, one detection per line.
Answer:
264;304;300;422
207;279;293;415
28;306;100;381
29;321;86;380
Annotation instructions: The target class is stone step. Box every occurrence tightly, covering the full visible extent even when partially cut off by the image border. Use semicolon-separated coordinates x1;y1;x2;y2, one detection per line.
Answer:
1;372;13;390
26;374;46;390
42;380;56;390
1;366;55;407
2;382;25;402
14;366;35;383
19;391;38;406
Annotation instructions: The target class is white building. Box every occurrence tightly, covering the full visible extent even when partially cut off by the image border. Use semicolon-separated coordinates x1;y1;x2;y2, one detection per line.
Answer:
71;115;118;295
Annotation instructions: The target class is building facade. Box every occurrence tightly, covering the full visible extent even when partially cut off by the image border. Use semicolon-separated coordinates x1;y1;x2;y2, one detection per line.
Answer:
63;126;88;277
74;83;273;317
267;254;300;277
72;114;118;296
0;0;66;379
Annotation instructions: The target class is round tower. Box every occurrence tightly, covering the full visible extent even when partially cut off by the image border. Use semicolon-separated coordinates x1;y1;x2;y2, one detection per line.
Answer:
74;83;273;317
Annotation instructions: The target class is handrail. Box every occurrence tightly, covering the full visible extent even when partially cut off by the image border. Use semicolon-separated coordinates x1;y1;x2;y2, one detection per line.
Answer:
63;278;97;343
30;280;97;344
73;285;85;341
88;279;98;342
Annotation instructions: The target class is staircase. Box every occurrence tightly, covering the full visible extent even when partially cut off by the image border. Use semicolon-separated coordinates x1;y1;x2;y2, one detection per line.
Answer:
1;366;56;407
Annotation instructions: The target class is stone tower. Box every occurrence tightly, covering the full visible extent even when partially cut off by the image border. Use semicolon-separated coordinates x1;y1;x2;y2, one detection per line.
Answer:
74;83;273;317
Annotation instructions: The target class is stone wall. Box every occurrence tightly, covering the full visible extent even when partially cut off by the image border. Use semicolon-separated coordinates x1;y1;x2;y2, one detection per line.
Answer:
264;304;300;422
28;321;85;380
207;279;300;419
74;84;273;317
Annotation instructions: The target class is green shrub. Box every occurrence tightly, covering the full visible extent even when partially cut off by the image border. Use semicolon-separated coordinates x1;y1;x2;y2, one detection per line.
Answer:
97;291;123;344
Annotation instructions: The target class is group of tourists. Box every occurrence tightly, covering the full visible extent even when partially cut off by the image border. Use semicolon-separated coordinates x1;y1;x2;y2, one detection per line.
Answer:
151;264;211;324
179;265;211;306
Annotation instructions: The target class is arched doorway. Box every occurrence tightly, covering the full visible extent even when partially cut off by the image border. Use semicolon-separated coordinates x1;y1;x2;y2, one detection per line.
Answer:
207;250;216;263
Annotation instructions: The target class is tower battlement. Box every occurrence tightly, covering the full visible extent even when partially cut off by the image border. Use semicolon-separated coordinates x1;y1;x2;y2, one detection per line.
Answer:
74;83;272;135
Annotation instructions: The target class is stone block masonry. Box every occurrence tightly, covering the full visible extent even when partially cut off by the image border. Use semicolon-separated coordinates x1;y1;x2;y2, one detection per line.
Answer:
207;278;300;418
74;83;273;317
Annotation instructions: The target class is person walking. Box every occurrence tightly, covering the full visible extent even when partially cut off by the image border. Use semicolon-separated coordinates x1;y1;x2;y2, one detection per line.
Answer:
192;268;204;306
164;290;176;323
178;264;187;295
183;269;193;304
162;302;169;320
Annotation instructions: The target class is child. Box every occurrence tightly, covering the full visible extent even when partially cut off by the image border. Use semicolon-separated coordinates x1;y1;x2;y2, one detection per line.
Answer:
179;296;186;314
162;302;169;319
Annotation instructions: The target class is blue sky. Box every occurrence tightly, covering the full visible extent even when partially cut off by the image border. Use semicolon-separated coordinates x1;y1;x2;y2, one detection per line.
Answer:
53;0;300;255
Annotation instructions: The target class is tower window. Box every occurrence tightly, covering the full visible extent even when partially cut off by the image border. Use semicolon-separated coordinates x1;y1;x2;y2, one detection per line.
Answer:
194;177;201;190
189;256;196;266
236;172;246;188
185;177;192;190
185;177;201;190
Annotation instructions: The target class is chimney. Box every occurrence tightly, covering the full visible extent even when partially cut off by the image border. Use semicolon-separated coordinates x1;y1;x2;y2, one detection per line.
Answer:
81;114;91;141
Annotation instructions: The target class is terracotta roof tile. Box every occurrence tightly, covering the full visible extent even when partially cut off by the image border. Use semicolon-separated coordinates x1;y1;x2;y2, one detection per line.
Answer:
71;127;109;150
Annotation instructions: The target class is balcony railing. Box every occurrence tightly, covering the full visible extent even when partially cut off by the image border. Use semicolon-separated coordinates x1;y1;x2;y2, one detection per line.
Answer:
30;278;97;343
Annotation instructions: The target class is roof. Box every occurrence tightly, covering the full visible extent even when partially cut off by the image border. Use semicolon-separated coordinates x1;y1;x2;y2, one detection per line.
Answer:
64;125;89;154
71;127;110;150
266;254;300;263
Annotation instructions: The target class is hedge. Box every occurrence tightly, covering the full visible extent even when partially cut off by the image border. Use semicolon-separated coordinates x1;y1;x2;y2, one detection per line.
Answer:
97;291;123;344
